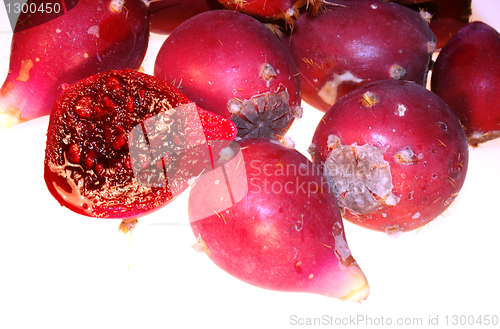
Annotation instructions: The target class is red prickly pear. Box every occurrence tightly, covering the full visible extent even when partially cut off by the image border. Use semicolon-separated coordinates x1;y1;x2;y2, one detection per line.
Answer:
149;0;224;35
0;0;149;129
284;0;436;112
431;21;500;146
188;138;369;301
310;80;468;235
216;0;323;26
154;10;302;141
44;69;237;232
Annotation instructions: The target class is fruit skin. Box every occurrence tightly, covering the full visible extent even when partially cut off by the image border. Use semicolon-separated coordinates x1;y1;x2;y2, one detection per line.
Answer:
392;0;472;49
44;69;237;222
431;21;500;146
284;0;436;112
189;138;369;301
217;0;296;19
310;80;468;234
154;10;302;140
0;0;149;129
149;0;223;35
216;0;322;25
429;18;469;49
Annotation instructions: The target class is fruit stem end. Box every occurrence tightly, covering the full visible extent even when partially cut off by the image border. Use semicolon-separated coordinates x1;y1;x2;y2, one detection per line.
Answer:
118;219;139;234
0;106;25;129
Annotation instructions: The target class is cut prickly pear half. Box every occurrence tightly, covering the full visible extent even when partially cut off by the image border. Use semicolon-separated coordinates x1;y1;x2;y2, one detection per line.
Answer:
188;138;369;302
44;69;237;232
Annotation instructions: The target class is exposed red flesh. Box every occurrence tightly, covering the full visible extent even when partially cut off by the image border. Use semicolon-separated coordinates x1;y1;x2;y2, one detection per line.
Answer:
44;69;237;225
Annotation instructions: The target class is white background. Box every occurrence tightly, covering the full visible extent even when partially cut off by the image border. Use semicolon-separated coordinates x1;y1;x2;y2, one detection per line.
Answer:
1;1;500;328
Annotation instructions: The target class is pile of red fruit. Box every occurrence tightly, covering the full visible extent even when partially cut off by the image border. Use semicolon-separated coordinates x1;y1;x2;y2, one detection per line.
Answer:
1;0;499;303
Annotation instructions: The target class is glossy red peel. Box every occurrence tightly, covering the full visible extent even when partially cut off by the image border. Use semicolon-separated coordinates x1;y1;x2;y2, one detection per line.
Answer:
189;138;369;301
431;21;500;146
154;10;302;140
310;80;468;234
216;0;323;25
149;0;224;35
0;0;149;129
284;0;436;112
392;0;472;48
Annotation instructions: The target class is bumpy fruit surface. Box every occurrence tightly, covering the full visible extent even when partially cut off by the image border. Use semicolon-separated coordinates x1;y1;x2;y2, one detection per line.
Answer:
189;138;369;301
310;80;468;235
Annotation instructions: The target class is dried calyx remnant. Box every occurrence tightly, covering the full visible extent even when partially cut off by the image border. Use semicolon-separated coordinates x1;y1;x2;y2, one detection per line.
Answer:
323;135;399;215
468;131;500;147
227;90;301;140
226;61;301;140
